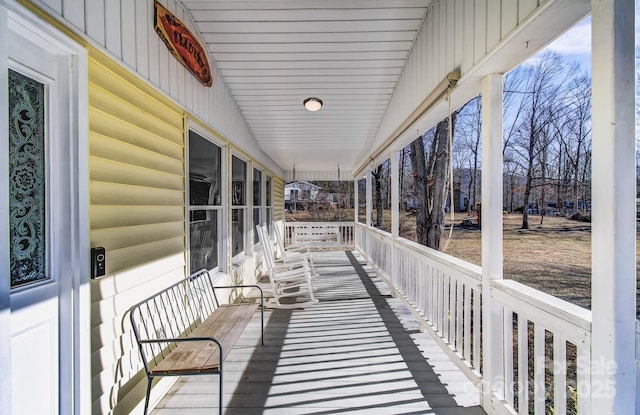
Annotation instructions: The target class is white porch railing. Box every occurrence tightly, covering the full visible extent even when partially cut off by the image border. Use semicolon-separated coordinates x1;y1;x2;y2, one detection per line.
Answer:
355;223;482;383
491;279;591;414
354;222;593;415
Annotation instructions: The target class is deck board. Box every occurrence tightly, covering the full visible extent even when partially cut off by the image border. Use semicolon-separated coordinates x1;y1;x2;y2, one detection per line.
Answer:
152;251;485;415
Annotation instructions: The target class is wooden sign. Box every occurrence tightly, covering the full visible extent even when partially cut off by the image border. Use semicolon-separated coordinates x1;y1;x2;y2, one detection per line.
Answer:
154;1;212;87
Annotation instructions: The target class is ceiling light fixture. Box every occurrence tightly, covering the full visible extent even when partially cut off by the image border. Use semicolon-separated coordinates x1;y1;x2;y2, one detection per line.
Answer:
303;97;323;111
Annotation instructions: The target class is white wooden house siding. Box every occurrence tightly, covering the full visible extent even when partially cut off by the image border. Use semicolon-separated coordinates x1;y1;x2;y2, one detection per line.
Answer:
29;0;282;178
363;0;591;174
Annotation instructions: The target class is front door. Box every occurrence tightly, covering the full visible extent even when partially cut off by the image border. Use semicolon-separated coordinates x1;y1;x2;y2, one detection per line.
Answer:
3;4;89;414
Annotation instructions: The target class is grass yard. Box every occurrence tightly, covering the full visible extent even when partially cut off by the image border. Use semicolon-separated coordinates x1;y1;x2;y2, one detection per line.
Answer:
443;214;593;310
286;209;639;315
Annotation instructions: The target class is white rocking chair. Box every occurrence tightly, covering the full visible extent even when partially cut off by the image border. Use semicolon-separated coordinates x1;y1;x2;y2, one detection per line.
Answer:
271;221;318;278
256;224;318;308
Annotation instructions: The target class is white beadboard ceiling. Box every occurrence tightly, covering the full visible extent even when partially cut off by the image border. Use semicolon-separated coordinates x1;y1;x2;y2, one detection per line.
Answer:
181;0;433;175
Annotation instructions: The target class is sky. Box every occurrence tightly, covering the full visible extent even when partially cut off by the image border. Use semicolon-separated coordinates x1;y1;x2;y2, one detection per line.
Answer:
532;2;640;73
541;16;592;71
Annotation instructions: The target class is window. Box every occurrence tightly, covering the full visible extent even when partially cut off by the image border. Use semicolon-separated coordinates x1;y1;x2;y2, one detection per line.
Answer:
253;167;262;243
265;175;273;232
188;131;222;273
231;155;247;257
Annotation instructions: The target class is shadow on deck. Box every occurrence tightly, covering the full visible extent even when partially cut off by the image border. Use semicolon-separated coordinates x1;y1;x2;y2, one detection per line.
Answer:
153;251;486;415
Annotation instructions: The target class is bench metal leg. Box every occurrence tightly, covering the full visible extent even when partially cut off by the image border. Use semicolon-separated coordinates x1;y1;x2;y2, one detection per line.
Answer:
219;361;223;415
144;377;152;415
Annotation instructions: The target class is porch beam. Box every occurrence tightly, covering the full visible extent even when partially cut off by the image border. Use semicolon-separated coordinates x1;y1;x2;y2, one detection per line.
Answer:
480;73;504;408
591;0;636;413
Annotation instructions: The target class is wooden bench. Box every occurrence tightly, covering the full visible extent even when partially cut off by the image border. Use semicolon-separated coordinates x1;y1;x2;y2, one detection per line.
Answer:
129;269;264;415
289;223;345;249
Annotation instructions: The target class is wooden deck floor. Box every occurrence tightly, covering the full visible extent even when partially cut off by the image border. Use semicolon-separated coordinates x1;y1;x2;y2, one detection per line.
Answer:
152;251;485;415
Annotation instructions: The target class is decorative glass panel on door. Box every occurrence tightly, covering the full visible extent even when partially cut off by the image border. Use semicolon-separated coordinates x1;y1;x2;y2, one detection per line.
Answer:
8;69;47;288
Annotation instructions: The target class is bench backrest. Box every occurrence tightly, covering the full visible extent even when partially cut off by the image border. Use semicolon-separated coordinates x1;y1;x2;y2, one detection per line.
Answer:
292;225;341;244
130;269;221;372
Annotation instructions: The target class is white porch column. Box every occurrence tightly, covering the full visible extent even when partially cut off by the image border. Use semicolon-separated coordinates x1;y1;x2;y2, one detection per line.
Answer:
366;165;372;227
591;0;636;413
481;73;504;408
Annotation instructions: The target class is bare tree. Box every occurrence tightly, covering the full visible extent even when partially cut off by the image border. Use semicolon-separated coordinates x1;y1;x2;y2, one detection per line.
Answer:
455;95;482;212
372;165;382;227
506;52;578;229
560;74;592;214
410;111;459;249
371;162;386;229
410;135;429;244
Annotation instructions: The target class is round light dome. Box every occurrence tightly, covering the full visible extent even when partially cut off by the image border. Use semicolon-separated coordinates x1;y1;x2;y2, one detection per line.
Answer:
303;97;323;111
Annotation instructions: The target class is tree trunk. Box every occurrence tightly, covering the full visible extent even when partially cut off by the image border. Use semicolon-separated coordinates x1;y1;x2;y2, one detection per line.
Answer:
410;114;457;250
427;119;452;249
522;171;532;229
400;149;406;210
372;166;384;228
410;137;429;245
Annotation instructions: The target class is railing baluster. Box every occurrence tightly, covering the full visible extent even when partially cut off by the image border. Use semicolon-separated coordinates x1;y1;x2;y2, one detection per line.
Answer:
504;307;514;407
577;344;590;415
436;270;443;333
447;276;454;345
534;325;546;414
456;280;463;352
518;315;529;415
464;284;471;362
553;335;567;415
473;288;481;373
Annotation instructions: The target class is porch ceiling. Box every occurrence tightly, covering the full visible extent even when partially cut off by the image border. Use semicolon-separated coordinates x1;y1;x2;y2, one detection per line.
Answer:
182;1;590;179
182;0;433;175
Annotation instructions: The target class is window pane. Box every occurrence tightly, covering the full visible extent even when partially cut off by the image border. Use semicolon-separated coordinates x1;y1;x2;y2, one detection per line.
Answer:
253;168;262;206
232;208;244;256
189;210;218;271
232;156;246;206
253;207;261;243
9;69;47;288
266;207;273;232
189;131;221;206
266;175;272;206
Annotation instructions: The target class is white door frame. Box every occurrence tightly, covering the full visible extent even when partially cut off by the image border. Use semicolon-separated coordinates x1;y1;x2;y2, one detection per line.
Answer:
0;2;89;414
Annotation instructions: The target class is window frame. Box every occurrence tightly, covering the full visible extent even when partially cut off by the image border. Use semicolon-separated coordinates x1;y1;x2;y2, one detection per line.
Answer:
230;153;248;260
186;127;226;275
265;174;273;233
252;166;264;245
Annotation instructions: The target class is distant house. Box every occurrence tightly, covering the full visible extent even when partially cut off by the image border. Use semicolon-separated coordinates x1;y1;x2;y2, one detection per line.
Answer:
284;181;321;210
453;168;481;212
